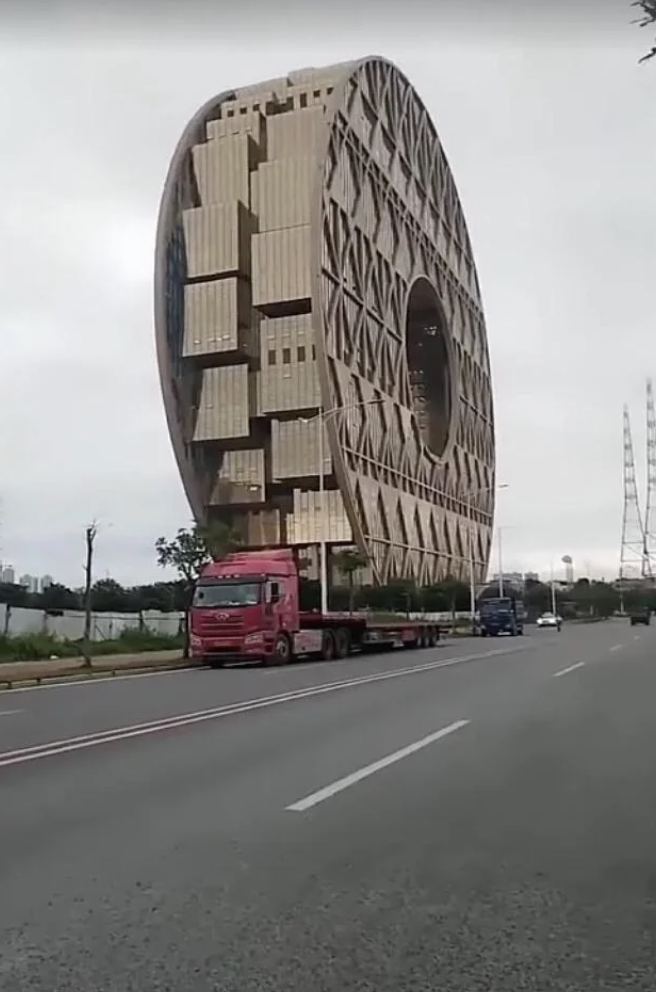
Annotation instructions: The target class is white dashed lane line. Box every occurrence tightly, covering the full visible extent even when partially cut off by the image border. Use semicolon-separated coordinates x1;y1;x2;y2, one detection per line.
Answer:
553;662;585;678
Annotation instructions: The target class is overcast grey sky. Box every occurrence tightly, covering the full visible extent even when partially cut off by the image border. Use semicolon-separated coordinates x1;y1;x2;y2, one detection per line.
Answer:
0;2;653;586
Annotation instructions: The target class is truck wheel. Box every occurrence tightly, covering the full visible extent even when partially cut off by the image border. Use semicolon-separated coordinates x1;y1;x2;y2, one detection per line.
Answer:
321;630;335;661
427;627;438;648
208;659;224;669
271;634;292;666
334;628;350;659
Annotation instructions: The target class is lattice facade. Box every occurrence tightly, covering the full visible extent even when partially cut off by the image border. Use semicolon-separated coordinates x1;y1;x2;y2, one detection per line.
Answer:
154;57;496;584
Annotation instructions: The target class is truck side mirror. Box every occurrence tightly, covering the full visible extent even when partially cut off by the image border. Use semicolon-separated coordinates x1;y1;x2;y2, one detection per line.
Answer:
270;582;280;603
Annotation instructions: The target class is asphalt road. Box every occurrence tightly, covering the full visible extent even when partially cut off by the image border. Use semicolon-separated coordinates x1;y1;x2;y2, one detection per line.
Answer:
1;620;654;990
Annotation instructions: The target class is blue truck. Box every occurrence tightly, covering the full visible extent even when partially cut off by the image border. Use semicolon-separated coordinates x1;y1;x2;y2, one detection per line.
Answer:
478;596;525;637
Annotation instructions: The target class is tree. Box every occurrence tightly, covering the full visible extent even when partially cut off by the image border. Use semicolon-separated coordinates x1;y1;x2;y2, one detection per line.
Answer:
155;522;242;588
633;0;656;62
91;578;131;613
155;521;242;656
36;582;80;612
333;548;369;613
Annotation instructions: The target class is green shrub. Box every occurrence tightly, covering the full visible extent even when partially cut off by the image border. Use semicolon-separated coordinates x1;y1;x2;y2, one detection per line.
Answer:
0;627;183;663
0;633;78;662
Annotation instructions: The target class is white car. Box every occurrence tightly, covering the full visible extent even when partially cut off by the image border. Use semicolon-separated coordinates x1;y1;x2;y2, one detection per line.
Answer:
537;612;562;630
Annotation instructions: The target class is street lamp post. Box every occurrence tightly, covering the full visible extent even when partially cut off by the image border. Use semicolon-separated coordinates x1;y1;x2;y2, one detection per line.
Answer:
302;399;383;615
463;483;509;632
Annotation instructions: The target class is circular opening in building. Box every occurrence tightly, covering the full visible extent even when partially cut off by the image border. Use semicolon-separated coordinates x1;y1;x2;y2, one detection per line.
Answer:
405;277;455;459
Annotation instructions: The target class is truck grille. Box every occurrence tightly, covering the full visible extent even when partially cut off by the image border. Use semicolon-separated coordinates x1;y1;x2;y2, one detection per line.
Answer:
196;615;245;636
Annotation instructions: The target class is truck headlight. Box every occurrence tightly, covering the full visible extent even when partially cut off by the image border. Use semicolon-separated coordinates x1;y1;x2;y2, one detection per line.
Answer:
244;632;264;646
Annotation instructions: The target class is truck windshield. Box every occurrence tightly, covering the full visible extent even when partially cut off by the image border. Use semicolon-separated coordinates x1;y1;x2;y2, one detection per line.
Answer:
480;598;513;614
193;582;261;608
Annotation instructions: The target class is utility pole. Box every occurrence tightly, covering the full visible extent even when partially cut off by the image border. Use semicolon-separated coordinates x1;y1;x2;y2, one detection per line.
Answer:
82;522;98;665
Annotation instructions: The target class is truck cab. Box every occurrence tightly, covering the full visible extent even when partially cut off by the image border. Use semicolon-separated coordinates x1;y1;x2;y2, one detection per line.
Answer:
189;549;299;667
478;596;525;637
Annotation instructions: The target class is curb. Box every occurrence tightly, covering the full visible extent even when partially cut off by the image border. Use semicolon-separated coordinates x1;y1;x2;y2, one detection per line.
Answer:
0;660;201;690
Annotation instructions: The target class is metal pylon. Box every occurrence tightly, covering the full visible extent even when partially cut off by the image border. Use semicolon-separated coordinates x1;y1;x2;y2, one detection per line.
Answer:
620;405;649;600
644;378;656;577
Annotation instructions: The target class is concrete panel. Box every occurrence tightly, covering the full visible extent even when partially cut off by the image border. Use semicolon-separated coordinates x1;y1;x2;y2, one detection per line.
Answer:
287;487;352;545
192;133;257;207
267;106;326;160
193;365;251;441
271;418;332;480
252;226;311;307
183;201;249;279
245;508;282;545
258;312;319;413
251;157;313;232
183;278;254;357
206;110;264;145
209;448;265;505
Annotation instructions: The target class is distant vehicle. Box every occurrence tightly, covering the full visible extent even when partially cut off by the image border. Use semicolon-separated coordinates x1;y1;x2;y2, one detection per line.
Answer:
536;612;562;631
629;608;650;626
478;596;525;637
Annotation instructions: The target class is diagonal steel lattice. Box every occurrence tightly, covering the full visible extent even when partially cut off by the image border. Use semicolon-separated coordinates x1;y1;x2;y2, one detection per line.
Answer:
155;57;496;585
620;404;650;584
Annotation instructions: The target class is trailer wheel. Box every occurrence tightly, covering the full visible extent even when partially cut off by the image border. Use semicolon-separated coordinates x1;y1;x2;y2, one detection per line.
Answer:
334;627;350;659
270;634;292;666
321;630;335;661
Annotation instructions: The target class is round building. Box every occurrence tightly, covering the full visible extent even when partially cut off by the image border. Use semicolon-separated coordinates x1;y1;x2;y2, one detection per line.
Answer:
154;57;495;584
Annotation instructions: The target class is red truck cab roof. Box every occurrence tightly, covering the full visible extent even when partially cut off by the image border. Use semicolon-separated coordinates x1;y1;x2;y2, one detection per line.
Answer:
200;548;297;580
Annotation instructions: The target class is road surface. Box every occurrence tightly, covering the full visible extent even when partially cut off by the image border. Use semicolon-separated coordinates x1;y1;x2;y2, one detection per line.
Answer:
1;621;655;990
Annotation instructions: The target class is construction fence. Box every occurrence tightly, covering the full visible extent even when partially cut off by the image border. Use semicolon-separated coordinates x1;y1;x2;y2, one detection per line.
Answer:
1;604;184;642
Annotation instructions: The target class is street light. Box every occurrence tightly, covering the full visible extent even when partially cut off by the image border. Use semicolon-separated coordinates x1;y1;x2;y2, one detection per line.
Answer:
495;524;519;598
300;398;383;615
462;483;509;631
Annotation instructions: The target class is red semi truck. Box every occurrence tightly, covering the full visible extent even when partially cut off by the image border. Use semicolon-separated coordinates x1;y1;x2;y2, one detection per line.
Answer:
188;548;439;667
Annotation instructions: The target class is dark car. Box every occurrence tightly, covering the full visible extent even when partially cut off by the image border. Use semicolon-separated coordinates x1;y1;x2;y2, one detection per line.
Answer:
629;608;651;626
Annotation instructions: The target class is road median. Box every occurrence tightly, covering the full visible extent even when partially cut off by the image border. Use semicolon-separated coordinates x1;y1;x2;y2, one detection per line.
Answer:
0;650;196;688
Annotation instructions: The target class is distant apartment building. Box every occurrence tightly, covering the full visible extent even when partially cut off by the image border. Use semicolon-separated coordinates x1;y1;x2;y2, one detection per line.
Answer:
1;565;15;585
18;574;53;594
491;571;540;586
19;574;40;593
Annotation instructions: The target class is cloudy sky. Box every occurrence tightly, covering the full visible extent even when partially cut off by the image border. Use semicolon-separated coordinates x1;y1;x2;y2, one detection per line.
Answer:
0;1;653;586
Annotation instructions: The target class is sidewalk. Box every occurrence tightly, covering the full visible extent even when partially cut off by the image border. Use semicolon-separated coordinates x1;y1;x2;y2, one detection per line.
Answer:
0;649;189;687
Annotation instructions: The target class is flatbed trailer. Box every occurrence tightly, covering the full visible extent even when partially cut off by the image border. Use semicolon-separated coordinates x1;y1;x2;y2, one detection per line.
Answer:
291;611;439;662
188;549;439;667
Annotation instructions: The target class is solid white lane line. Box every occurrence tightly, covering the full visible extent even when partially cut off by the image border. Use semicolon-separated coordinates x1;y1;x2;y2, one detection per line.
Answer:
0;710;22;717
286;720;470;812
609;644;625;653
553;662;585;678
0;646;526;769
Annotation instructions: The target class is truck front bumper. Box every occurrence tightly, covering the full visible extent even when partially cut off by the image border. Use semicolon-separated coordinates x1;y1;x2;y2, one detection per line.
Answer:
190;632;267;664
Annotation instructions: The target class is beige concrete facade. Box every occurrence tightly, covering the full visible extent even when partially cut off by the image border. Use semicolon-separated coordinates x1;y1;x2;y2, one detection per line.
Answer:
154;57;496;584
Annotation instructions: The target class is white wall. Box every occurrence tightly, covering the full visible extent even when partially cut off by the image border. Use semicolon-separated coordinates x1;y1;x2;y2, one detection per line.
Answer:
0;604;184;641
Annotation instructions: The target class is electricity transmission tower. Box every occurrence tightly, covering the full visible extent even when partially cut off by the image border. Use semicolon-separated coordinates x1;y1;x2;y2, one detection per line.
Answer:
644;378;656;577
619;405;650;604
